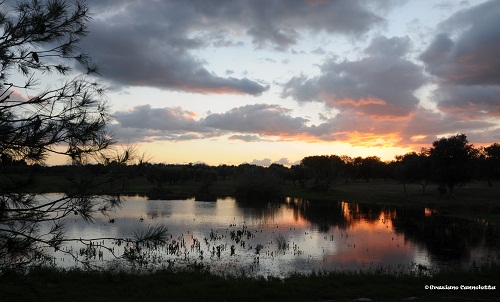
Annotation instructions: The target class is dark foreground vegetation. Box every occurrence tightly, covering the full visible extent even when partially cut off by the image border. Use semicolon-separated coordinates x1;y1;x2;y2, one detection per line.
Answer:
1;264;498;302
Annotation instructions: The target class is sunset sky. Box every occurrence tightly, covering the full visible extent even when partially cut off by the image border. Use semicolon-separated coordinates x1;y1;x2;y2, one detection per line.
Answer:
51;0;500;165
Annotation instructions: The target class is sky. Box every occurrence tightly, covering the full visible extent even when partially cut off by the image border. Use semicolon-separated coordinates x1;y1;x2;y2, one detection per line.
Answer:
45;0;500;165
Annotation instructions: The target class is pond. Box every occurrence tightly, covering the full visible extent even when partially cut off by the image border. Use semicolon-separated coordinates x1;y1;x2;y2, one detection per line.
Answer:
46;194;500;277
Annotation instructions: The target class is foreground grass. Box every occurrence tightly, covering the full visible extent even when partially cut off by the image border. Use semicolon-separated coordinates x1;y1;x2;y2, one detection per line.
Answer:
1;265;499;302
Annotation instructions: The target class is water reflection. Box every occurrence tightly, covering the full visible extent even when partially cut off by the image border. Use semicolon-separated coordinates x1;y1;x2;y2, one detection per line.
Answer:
44;194;499;277
392;210;497;265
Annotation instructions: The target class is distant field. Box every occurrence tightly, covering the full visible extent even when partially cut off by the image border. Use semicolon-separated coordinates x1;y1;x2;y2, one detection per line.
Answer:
4;172;500;221
287;179;500;221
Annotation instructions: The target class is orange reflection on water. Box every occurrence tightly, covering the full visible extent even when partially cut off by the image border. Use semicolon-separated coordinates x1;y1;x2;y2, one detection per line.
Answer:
325;201;414;265
340;201;397;230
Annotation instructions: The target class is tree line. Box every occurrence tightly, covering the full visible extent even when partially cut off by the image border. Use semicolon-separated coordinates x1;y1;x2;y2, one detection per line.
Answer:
5;133;498;199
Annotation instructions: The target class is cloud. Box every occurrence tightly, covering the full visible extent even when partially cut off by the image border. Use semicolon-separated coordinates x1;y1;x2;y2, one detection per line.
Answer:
109;101;498;151
202;104;309;136
110;105;217;142
400;109;496;145
114;105;205;132
111;103;310;142
228;135;263;142
81;18;268;95
435;85;500;118
79;0;389;93
282;36;427;118
420;0;500;117
311;47;326;55
249;158;272;166
111;103;400;146
248;157;296;166
109;102;407;149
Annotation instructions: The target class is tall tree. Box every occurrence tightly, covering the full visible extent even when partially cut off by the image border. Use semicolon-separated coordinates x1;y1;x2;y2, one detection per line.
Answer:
428;134;477;198
0;0;166;272
339;155;355;183
358;156;384;182
394;150;431;194
301;155;344;190
477;143;500;187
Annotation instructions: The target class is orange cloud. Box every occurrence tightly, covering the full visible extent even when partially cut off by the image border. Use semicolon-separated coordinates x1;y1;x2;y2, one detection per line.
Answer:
331;97;387;107
342;132;402;148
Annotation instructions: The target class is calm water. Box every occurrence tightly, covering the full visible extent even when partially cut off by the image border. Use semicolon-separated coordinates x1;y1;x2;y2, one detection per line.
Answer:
45;194;500;277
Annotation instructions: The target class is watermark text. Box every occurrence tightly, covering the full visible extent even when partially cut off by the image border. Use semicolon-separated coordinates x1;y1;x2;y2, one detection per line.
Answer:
424;285;496;290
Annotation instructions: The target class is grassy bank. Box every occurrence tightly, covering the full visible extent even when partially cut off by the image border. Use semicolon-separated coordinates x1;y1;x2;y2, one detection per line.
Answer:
6;172;500;221
284;180;500;222
1;264;498;302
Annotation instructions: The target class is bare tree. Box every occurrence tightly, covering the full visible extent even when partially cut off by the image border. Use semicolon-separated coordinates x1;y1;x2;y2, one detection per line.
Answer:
0;0;166;273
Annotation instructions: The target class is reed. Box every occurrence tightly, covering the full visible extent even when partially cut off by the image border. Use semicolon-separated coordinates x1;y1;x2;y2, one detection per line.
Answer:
275;234;288;250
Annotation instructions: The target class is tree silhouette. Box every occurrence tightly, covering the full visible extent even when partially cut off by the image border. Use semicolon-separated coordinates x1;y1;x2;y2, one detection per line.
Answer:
478;143;500;187
428;134;477;198
301;155;343;190
395;151;431;194
234;164;283;200
0;0;166;272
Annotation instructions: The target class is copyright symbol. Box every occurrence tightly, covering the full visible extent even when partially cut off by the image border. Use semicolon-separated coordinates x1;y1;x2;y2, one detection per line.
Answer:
425;285;429;290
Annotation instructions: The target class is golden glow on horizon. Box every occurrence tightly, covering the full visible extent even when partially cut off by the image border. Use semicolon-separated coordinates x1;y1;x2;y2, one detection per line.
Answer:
342;132;402;149
410;135;428;142
45;137;417;166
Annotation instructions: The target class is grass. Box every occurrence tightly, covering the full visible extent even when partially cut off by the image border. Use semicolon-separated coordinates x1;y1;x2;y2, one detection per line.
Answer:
1;264;499;302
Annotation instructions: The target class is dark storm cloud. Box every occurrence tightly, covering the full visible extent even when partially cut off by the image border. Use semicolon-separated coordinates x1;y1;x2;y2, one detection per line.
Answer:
80;0;387;94
282;36;426;117
420;0;500;117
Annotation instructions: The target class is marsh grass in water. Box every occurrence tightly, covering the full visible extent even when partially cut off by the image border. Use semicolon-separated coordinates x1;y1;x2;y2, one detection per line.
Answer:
275;233;288;251
1;263;499;302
